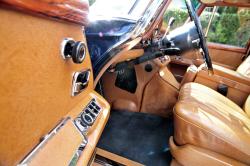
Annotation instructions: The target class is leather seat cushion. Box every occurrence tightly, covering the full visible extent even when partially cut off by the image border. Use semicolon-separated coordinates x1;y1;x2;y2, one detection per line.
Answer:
174;83;250;164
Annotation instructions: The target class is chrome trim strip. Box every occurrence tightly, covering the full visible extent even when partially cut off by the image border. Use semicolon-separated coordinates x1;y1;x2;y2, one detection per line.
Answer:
18;117;70;165
71;69;91;96
60;38;74;59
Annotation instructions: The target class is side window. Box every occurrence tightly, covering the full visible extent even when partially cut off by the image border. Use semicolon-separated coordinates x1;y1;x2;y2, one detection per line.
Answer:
89;0;96;5
200;7;250;47
163;0;200;30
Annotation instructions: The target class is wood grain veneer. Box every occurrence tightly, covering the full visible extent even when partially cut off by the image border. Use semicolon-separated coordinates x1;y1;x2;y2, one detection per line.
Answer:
95;148;144;166
0;0;89;26
208;42;246;69
201;0;250;7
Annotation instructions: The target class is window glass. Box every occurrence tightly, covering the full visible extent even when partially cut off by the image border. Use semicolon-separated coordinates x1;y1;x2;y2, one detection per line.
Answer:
89;0;96;6
163;0;200;30
89;0;151;20
200;7;250;47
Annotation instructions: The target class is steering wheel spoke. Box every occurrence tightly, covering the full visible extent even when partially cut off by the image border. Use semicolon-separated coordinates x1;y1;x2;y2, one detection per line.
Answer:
185;0;213;73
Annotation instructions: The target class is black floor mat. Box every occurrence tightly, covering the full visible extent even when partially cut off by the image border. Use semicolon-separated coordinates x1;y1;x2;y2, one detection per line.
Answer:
97;110;174;166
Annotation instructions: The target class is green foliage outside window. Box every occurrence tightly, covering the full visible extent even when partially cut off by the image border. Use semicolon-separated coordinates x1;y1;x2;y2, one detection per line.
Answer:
191;0;200;10
201;7;249;47
163;9;189;30
89;0;96;6
89;0;249;47
163;6;250;47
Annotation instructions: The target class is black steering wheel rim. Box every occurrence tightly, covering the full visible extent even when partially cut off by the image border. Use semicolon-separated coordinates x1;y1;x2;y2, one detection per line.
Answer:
185;0;213;73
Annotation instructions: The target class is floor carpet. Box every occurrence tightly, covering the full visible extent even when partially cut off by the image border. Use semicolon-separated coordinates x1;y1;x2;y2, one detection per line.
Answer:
97;110;174;166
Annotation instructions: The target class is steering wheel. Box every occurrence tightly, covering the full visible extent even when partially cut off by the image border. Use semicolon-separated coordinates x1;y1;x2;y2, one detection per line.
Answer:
185;0;213;74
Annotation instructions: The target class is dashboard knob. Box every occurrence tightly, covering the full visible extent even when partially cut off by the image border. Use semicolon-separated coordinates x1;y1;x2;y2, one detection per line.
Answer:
72;41;86;64
61;38;86;64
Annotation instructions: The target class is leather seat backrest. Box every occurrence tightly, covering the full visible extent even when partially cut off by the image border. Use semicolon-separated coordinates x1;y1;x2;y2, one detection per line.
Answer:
237;55;250;78
243;95;250;117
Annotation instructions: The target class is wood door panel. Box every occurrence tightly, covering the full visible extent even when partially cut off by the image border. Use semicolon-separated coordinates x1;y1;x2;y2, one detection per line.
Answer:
208;42;246;69
170;42;246;70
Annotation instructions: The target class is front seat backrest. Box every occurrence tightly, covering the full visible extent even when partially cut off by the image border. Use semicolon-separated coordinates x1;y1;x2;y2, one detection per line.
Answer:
237;55;250;78
244;95;250;118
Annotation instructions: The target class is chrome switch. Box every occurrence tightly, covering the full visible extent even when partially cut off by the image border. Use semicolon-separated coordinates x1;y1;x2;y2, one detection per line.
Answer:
72;70;90;96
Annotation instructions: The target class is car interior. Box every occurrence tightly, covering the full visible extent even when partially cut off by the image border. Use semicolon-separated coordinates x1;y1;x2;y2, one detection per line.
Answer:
0;0;249;166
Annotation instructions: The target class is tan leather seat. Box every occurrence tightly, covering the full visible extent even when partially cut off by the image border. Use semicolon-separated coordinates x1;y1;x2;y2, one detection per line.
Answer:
179;55;250;106
199;55;250;85
171;82;250;166
182;55;250;85
237;55;250;78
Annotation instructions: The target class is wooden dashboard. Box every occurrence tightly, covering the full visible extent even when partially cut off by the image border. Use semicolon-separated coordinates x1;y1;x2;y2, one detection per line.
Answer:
0;1;110;166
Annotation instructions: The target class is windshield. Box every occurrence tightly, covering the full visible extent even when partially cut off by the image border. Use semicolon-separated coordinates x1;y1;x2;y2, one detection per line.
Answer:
90;0;151;20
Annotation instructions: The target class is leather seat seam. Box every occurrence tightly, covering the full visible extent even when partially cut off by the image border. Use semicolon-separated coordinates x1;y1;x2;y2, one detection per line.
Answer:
174;110;250;158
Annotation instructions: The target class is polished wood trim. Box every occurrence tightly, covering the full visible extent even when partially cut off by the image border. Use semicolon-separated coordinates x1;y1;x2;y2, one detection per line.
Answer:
212;62;236;70
201;1;250;7
96;148;144;166
170;56;237;70
197;3;206;16
0;0;89;26
208;42;247;54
